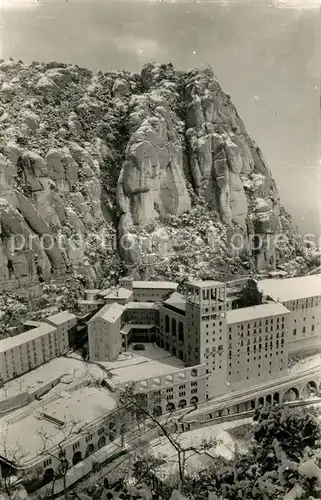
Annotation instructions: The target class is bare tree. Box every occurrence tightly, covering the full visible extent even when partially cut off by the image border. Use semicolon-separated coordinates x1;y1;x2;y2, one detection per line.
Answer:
37;419;88;499
117;385;215;491
0;422;41;498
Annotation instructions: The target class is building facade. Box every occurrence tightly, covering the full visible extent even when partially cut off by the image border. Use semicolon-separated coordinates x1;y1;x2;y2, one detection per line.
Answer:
115;364;207;416
44;311;77;351
0;322;66;384
89;277;318;399
158;282;229;397
119;277;178;302
258;275;321;355
88;303;125;361
1;276;321;492
226;303;290;391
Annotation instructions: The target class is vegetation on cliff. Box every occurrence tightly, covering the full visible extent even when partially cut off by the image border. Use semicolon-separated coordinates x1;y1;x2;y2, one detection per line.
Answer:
0;59;319;320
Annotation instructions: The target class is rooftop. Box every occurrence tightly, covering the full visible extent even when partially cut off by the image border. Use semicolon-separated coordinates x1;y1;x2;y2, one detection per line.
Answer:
0;323;57;353
188;280;225;288
163;292;186;313
0;356;106;402
121;324;155;335
23;320;44;328
89;303;124;324
100;287;133;300
125;301;159;310
98;344;185;388
226;295;241;302
226;302;290;324
84;289;101;295
132;281;178;290
45;311;77;325
258;275;321;302
0;385;117;464
268;270;288;277
78;299;104;305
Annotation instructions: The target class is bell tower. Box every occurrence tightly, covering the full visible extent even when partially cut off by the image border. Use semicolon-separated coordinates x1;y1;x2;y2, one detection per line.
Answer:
185;280;228;397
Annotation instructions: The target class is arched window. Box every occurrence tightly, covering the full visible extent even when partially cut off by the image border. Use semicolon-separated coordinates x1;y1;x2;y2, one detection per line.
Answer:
171;318;177;337
97;435;106;449
72;451;82;465
283;387;299;403
85;443;95;457
43;468;54;485
190;396;198;405
165;315;170;333
166;402;175;413
153;406;162;417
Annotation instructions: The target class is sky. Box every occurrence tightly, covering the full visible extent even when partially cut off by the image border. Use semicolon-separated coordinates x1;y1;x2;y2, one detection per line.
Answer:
1;0;320;239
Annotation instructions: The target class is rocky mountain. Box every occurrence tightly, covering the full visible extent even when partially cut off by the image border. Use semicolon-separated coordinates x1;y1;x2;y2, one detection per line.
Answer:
0;60;316;305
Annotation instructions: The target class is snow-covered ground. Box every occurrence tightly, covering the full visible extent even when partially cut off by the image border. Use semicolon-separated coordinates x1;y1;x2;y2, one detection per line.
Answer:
149;418;252;481
288;353;321;376
0;356;105;402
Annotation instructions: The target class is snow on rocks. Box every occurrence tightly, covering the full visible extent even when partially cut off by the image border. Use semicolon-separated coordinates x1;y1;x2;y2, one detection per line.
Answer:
297;458;321;486
36;75;58;92
112;78;131;98
282;484;304;500
0;111;9;123
22;110;39;130
45;67;74;88
170;490;189;500
0;81;13;94
255;197;272;213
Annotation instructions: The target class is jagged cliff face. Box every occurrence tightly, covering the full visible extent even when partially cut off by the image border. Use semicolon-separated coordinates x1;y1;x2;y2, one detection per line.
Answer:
0;60;305;297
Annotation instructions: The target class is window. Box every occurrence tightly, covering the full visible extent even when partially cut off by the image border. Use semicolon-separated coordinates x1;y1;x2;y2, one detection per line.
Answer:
73;442;80;451
303;327;306;333
179;392;186;397
44;459;52;467
179;384;185;390
97;428;105;436
166;387;173;393
293;328;297;336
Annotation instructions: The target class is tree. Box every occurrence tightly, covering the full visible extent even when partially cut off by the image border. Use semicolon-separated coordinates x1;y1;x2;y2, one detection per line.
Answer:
116;384;215;492
0;422;41;498
37;419;87;499
189;404;321;500
252;404;321;462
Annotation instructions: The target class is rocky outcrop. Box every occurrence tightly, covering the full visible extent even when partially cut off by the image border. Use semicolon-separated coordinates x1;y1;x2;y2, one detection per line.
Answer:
0;60;309;296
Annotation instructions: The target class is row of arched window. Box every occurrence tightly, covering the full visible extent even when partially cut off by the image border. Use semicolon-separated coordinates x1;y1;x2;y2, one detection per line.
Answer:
164;316;184;341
